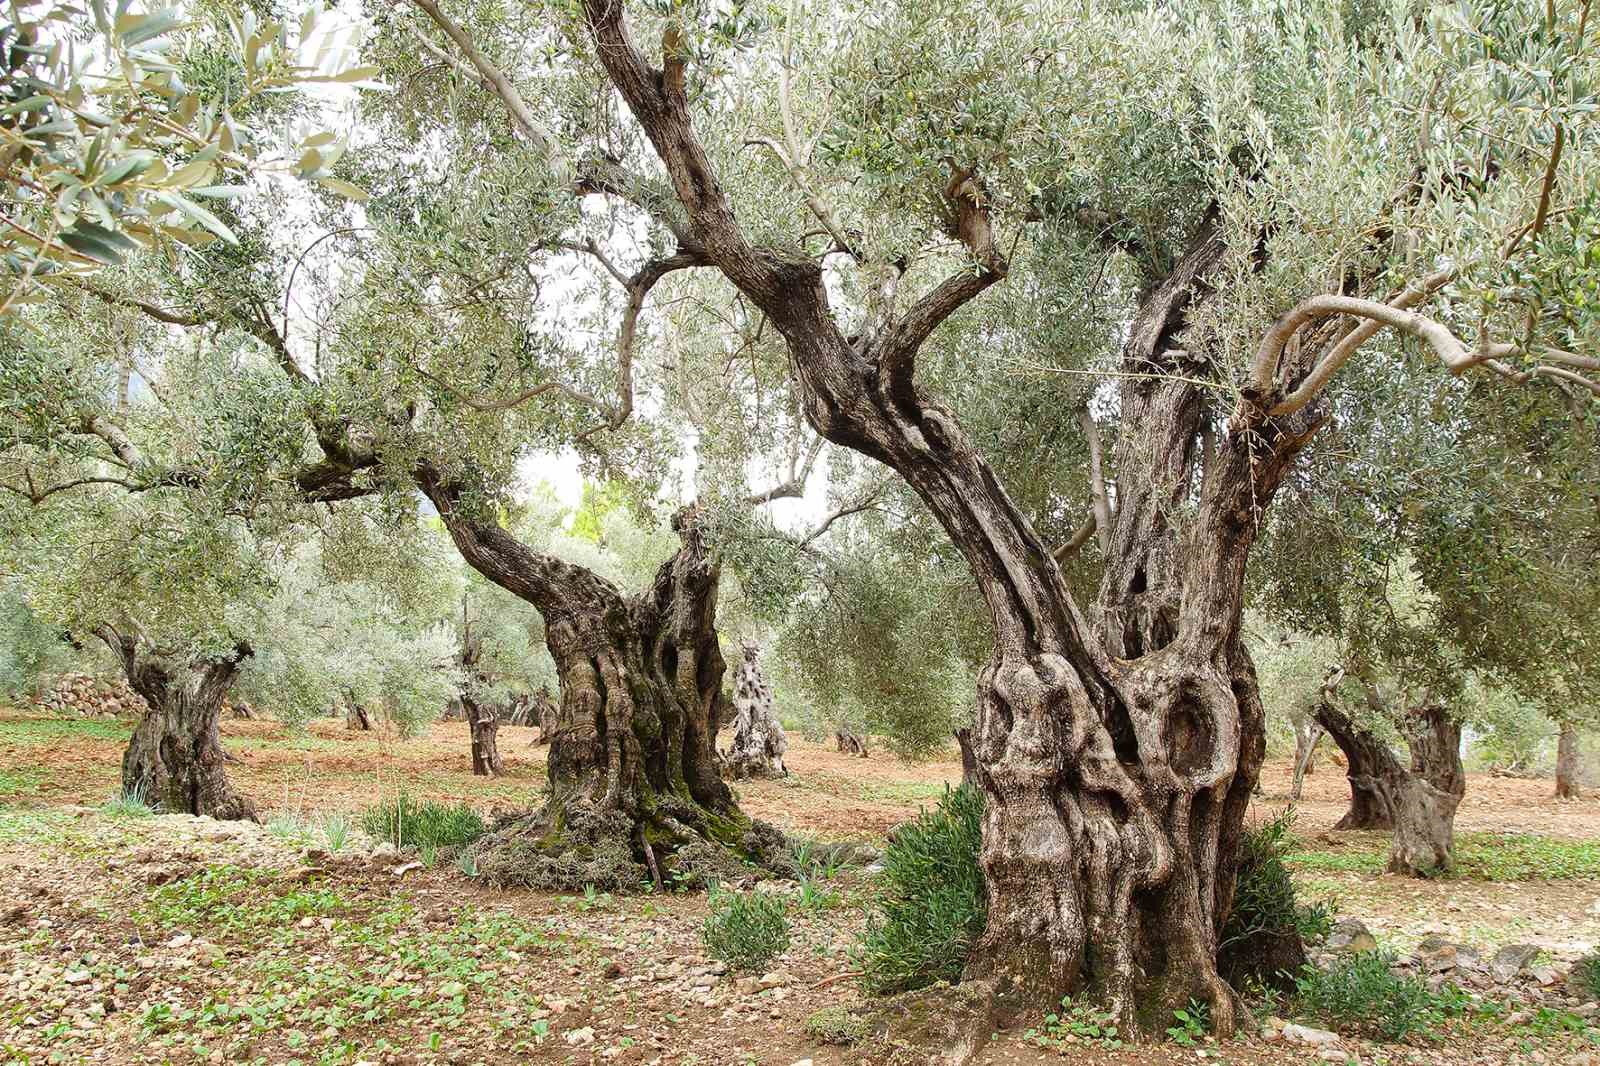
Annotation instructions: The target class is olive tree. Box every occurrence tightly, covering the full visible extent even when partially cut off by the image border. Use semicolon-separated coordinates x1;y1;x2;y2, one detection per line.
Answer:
404;0;1597;1034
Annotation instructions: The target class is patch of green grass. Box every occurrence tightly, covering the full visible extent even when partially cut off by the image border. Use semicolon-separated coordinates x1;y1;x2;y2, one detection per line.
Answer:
0;808;72;845
858;780;947;804
0;718;133;744
0;767;47;798
1288;832;1600;881
360;793;486;850
101;786;157;819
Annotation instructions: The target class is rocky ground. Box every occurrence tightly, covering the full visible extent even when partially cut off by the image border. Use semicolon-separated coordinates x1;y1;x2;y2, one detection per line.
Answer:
3;708;1600;1064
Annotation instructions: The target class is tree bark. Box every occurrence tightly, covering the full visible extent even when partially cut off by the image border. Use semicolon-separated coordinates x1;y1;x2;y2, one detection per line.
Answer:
573;4;1344;1033
954;726;978;786
1315;693;1464;875
1289;718;1322;802
835;729;869;757
1387;704;1464;875
1556;721;1582;799
457;625;504;776
98;626;257;821
466;699;503;775
722;640;788;779
418;472;785;888
345;695;373;731
1313;701;1400;830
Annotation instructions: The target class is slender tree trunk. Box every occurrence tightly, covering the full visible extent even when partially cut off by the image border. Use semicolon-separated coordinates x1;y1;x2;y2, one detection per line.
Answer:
1556;722;1582;799
98;627;257;821
954;727;978;786
722;641;788;778
1314;702;1400;830
419;473;785;888
457;627;504;776
1289;720;1322;802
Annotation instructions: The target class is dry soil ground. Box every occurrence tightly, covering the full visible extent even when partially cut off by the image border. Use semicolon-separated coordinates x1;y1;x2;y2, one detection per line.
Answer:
2;708;1599;1066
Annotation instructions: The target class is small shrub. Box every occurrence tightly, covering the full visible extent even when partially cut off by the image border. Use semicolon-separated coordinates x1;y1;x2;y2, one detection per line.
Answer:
360;793;485;850
1294;950;1457;1040
456;849;479;878
805;1005;869;1046
1220;809;1332;989
321;813;351;852
1166;1000;1209;1047
1574;953;1600;1000
855;783;985;995
701;888;791;972
266;813;306;841
101;785;156;819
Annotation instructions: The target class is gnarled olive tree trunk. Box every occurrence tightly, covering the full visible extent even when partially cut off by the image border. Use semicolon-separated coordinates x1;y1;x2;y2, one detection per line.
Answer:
1389;704;1464;876
457;626;503;776
578;3;1338;1035
1315;696;1464;874
1289;715;1322;801
722;640;788;779
419;468;785;889
97;626;257;821
1556;721;1582;799
1314;703;1399;830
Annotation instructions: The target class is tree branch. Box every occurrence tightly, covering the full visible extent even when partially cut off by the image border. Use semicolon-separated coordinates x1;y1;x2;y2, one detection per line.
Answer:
1051;513;1098;563
409;0;571;177
1080;405;1113;554
878;171;1007;384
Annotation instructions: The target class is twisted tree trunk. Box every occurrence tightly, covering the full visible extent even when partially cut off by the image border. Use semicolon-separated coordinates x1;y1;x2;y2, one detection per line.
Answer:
575;2;1344;1034
1556;721;1582;799
722;640;788;778
835;729;869;757
419;471;785;889
1289;715;1322;801
1316;693;1464;875
98;626;257;821
458;627;504;776
1314;703;1400;830
1389;704;1464;876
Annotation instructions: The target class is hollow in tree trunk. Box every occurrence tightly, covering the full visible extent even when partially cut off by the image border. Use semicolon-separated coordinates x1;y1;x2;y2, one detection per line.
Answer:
97;626;257;821
722;640;788;779
419;474;788;890
1556;721;1582;799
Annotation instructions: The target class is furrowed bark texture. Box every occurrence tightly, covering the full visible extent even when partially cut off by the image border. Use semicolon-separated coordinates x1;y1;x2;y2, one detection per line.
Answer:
577;0;1332;1035
722;641;788;779
1556;722;1582;799
1314;703;1400;830
1315;698;1465;875
458;628;504;776
1388;704;1464;876
100;627;257;821
419;467;782;888
835;729;869;757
